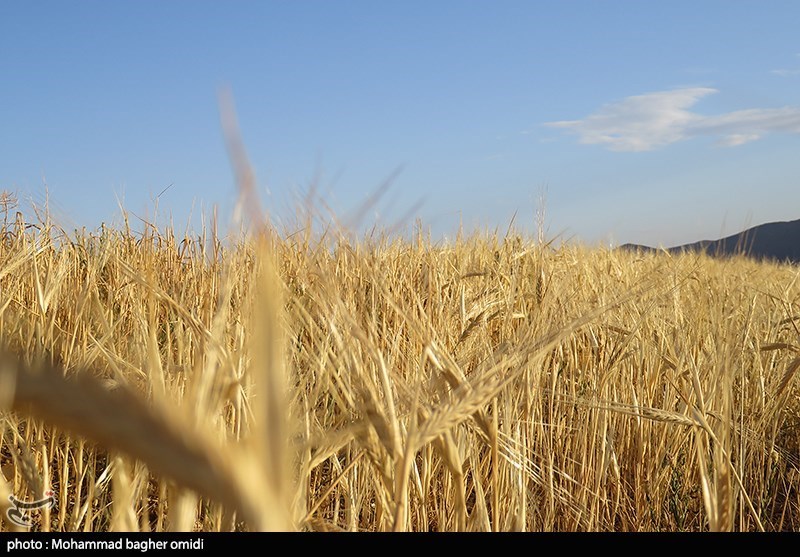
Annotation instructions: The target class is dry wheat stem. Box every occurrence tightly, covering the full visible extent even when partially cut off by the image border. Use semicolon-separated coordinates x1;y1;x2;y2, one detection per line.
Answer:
0;350;260;527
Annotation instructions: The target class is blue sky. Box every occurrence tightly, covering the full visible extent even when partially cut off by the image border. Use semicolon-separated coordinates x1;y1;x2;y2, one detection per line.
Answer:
2;1;800;247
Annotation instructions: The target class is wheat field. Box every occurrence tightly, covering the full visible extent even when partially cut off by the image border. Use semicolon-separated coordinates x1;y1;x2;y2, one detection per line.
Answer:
0;192;799;532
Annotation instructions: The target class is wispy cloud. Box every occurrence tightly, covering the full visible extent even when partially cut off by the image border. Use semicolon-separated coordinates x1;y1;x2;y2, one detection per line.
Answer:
715;133;760;147
545;88;800;151
772;68;800;77
771;52;800;77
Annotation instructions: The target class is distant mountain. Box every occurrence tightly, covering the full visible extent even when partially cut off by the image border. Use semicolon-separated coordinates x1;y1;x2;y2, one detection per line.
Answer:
620;218;800;264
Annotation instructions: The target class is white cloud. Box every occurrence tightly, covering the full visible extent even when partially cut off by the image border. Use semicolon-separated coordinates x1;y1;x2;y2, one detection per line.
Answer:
545;88;800;151
772;68;800;77
715;133;761;147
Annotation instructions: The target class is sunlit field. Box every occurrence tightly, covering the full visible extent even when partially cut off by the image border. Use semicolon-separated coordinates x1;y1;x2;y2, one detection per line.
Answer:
1;192;799;532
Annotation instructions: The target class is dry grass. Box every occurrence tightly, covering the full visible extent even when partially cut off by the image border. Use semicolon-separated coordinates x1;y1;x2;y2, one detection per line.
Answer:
0;193;799;531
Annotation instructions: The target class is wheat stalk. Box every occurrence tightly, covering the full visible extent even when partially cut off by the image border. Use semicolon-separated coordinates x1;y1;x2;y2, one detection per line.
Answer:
0;350;260;528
